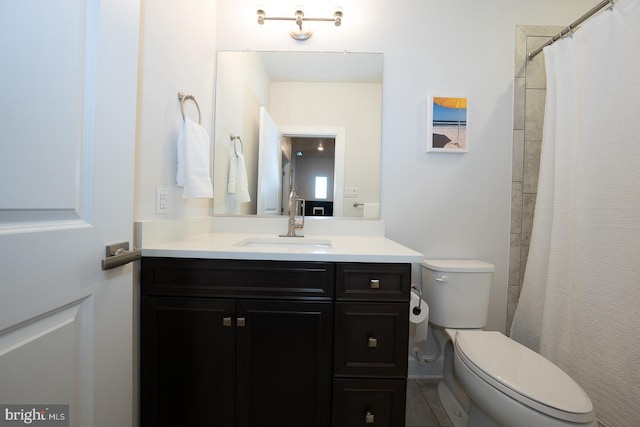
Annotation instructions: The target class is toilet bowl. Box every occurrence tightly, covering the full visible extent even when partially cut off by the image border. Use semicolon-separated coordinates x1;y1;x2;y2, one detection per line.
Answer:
452;329;597;426
421;259;597;427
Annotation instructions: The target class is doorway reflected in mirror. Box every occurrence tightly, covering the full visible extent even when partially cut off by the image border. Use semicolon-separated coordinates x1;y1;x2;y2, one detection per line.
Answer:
285;137;335;217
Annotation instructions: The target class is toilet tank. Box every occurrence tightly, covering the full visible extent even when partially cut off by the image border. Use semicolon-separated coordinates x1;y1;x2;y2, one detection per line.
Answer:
421;259;494;328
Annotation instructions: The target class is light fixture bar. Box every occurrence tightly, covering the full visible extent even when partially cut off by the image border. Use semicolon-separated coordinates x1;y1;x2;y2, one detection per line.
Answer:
257;6;343;37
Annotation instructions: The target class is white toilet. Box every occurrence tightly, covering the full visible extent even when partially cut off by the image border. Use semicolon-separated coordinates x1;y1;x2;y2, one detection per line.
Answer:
421;259;597;427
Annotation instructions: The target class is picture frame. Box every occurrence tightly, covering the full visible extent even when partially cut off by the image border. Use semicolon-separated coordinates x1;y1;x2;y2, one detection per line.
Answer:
426;95;468;153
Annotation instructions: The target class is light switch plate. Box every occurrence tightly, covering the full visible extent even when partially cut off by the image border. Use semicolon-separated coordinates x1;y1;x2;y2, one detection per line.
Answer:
156;187;168;214
344;186;359;198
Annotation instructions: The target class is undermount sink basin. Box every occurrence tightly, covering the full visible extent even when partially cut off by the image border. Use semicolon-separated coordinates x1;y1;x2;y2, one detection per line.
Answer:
235;237;332;249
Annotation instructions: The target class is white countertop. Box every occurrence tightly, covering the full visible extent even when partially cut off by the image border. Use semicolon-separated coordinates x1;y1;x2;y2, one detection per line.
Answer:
135;217;422;263
140;232;423;263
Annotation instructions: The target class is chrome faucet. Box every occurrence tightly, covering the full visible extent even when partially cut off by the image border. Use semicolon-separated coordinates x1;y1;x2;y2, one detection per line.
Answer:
280;188;305;237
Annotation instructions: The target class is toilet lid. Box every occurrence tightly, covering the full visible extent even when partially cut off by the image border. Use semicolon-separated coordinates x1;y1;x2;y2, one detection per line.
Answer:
421;259;495;273
454;330;593;420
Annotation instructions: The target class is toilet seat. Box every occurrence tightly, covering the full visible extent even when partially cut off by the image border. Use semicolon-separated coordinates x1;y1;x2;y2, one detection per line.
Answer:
454;330;594;424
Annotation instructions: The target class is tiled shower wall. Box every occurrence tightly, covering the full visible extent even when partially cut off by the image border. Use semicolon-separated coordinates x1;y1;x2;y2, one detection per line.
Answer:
508;26;562;332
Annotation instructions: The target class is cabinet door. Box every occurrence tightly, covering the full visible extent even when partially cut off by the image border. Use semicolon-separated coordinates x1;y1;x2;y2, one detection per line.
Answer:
236;300;333;427
141;297;235;427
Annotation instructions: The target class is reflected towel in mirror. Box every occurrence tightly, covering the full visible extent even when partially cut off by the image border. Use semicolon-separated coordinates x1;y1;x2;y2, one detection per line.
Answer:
227;152;250;203
363;203;379;218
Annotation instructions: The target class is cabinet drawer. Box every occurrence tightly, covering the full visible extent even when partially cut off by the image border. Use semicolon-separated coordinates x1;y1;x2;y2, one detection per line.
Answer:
332;378;406;427
141;257;334;299
334;303;408;378
336;263;410;301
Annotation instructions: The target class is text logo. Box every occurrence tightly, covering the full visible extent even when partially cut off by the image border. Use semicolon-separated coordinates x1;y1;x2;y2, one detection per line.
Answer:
0;406;68;426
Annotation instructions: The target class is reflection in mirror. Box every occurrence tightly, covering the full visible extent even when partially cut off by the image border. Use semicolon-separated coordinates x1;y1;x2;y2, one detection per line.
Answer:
287;137;335;217
213;51;382;218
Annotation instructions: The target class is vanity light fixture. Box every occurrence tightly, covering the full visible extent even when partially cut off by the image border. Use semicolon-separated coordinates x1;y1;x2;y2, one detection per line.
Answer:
256;5;343;41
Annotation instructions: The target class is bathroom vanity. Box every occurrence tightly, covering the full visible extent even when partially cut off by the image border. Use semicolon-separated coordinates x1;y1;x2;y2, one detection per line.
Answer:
137;221;422;427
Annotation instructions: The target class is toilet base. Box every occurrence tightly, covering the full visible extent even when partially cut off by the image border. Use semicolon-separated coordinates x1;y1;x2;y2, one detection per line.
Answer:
437;380;468;427
439;380;503;427
438;339;473;427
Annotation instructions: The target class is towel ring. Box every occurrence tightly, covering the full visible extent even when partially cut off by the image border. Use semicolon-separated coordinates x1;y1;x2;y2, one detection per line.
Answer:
178;92;201;125
230;134;244;157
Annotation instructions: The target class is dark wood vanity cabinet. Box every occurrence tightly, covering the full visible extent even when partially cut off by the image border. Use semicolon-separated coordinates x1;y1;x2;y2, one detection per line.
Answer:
140;257;410;427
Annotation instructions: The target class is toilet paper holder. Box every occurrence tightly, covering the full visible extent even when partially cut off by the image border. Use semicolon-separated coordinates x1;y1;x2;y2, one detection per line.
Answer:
410;284;423;315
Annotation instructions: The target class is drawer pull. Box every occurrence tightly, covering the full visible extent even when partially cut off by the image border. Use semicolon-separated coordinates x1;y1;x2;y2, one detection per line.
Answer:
370;279;380;289
237;317;246;327
435;275;448;283
365;411;375;424
223;317;232;327
368;337;378;348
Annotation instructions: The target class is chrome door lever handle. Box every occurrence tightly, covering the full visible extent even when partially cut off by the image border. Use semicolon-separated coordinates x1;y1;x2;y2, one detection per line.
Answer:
101;242;141;270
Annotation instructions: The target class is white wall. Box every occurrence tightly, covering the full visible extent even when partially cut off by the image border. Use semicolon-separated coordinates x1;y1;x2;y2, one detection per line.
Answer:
135;0;590;332
211;0;589;332
135;0;217;220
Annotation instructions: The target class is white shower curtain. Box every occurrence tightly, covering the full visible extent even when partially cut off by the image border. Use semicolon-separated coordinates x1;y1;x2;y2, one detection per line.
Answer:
510;0;640;425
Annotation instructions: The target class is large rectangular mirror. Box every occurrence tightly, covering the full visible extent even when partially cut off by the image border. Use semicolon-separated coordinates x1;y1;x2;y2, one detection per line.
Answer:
213;51;382;218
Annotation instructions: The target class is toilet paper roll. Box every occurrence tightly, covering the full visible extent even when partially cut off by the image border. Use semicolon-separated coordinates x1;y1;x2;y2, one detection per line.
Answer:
410;291;430;342
410;290;429;323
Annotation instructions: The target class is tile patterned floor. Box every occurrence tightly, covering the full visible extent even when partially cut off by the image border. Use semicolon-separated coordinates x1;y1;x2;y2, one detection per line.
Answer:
406;379;450;427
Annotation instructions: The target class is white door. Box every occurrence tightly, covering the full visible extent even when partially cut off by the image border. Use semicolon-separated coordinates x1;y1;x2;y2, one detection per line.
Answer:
257;107;283;215
0;1;140;426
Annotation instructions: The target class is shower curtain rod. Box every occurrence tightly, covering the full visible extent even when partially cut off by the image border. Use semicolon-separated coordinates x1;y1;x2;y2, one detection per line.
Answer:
528;0;614;60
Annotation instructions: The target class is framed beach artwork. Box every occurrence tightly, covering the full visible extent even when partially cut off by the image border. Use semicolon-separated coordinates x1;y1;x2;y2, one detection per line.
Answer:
426;95;468;153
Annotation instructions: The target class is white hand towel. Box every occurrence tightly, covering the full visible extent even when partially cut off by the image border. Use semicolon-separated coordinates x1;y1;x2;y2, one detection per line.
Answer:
363;203;379;218
227;153;250;203
176;117;213;199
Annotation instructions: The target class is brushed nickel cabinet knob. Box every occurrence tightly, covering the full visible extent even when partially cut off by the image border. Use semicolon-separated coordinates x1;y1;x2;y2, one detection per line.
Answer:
365;411;375;423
